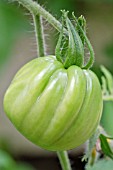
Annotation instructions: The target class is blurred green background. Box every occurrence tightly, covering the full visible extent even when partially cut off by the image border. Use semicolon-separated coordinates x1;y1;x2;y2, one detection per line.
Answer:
0;0;113;169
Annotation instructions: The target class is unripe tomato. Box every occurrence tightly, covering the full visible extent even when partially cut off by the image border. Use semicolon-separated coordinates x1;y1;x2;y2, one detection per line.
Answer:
4;55;103;151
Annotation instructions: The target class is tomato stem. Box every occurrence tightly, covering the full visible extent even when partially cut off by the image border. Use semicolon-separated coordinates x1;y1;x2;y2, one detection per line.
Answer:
33;14;45;57
16;0;68;34
57;151;72;170
85;147;97;168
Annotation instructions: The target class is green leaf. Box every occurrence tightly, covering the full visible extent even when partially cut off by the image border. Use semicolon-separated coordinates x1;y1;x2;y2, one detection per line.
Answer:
99;134;113;159
87;159;113;170
0;150;35;170
101;66;113;101
101;66;113;94
0;150;16;170
101;101;113;136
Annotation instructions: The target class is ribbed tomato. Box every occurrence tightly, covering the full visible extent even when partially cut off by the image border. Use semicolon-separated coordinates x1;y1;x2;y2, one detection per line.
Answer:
4;55;103;151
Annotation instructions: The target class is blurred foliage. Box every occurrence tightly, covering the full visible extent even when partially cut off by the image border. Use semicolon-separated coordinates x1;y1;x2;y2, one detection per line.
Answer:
0;150;16;170
0;150;35;170
101;65;113;99
82;0;113;2
39;0;77;16
105;41;113;59
104;40;113;71
0;1;29;72
101;101;113;136
0;139;11;154
39;0;113;17
87;159;113;170
100;66;113;136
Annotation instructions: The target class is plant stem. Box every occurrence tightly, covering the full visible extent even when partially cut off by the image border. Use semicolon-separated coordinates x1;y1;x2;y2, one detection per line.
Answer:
57;151;72;170
88;148;97;167
33;14;45;57
16;0;67;34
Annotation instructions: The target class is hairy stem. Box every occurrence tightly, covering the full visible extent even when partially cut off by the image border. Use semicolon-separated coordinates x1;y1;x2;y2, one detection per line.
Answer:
88;148;97;167
16;0;67;34
33;14;45;57
57;151;72;170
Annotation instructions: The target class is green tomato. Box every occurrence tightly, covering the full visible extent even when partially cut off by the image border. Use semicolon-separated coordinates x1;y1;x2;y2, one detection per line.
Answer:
4;55;103;151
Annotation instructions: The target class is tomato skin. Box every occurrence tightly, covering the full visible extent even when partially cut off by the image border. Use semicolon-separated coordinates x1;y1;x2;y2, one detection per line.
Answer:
4;55;103;151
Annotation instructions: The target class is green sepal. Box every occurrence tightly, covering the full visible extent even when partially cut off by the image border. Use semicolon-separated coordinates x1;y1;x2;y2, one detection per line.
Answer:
64;17;84;68
55;11;84;69
72;13;95;69
76;15;86;46
56;11;95;69
55;12;69;64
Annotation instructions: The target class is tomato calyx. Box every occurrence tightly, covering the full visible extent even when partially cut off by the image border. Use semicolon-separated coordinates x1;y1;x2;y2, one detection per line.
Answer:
55;11;95;69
